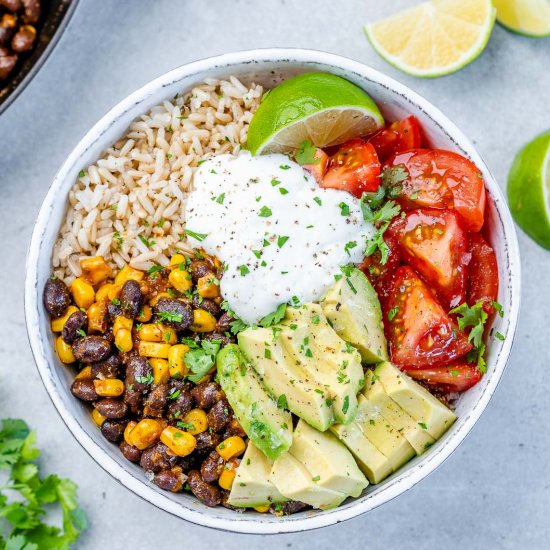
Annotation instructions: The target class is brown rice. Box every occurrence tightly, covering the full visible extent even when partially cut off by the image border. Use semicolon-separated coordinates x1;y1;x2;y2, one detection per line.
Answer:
52;76;264;284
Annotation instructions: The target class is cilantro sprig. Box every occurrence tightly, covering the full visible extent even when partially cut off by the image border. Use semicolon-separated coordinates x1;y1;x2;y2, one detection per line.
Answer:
0;419;87;548
185;339;223;383
295;140;319;166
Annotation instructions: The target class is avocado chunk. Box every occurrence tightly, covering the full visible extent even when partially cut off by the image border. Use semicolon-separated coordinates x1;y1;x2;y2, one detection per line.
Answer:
228;442;287;508
363;370;435;454
353;395;415;472
281;304;363;424
238;327;334;431
320;267;388;363
330;420;393;484
217;345;292;460
373;362;457;440
290;420;368;498
270;453;347;510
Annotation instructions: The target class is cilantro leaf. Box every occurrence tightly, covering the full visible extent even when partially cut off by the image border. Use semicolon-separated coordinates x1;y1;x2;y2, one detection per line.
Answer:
450;302;489;372
260;303;287;328
185;339;222;383
295;140;319;166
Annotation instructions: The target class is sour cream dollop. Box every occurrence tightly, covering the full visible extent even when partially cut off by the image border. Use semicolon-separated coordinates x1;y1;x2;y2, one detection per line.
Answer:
185;152;374;325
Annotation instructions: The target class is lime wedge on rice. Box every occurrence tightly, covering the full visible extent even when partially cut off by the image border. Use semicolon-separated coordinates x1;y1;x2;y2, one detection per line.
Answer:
493;0;550;37
364;0;496;78
508;130;550;249
247;73;384;155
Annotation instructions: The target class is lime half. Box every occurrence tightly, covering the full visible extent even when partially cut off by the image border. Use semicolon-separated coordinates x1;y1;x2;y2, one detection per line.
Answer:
508;130;550;249
365;0;496;78
494;0;550;37
247;73;384;155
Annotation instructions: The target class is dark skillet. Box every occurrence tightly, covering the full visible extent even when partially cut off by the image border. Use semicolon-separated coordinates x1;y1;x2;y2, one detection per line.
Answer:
0;0;79;115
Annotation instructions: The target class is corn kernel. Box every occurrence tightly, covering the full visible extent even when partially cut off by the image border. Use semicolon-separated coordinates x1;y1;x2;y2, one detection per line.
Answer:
190;309;217;333
107;284;122;301
124;421;137;445
168;268;193;293
114;264;144;286
50;306;79;332
138;323;163;342
170;254;186;266
138;341;171;359
129;419;163;450
115;328;133;353
91;408;106;427
75;366;92;380
160;426;196;457
149;292;171;307
70;277;95;309
93;379;125;397
56;336;76;364
197;273;219;298
168;344;189;378
136;304;152;322
96;283;114;303
80;256;112;286
113;315;133;335
254;505;270;513
87;302;107;333
149;358;170;385
216;436;246;461
218;468;237;490
182;409;208;435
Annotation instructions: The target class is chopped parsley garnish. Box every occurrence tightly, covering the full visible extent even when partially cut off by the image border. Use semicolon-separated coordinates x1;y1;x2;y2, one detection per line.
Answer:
313;196;322;206
277;394;288;409
344;240;357;256
418;422;428;430
78;170;85;178
212;192;226;204
312;475;321;482
138;234;155;249
147;265;164;279
264;348;271;359
109;203;118;211
311;314;320;325
279;165;291;170
252;249;262;259
277;235;289;248
111;298;121;306
76;329;86;338
168;389;181;400
339;202;350;216
295;140;319;166
495;331;505;341
176;421;195;430
258;206;272;218
271;178;281;186
136;373;154;385
492;301;504;317
156;311;183;323
379;164;409;191
279;187;289;195
341;396;350;415
184;229;208;242
238;264;250;276
387;307;400;321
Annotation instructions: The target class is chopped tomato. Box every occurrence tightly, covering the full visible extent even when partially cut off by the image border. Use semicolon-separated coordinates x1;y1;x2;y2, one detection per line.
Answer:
358;232;400;304
384;266;472;368
303;147;329;184
321;139;381;198
467;233;499;315
405;362;482;393
389;209;469;308
384;149;486;232
369;116;422;162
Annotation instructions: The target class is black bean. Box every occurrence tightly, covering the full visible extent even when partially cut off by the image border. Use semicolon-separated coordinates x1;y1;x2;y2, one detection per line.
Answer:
154;466;186;492
126;355;153;392
143;384;168;417
192;296;220;317
207;399;230;433
120;440;142;463
0;51;17;80
215;312;233;333
62;311;87;344
22;0;41;25
189;260;213;283
224;418;246;438
0;1;23;12
11;24;35;52
101;420;127;443
191;382;224;409
187;470;221;507
91;354;121;380
140;442;177;473
94;398;128;419
43;278;70;318
70;379;98;401
280;501;310;515
194;431;220;454
123;386;142;415
153;297;193;331
120;280;142;319
107;303;122;321
72;336;111;363
200;451;224;483
166;388;193;421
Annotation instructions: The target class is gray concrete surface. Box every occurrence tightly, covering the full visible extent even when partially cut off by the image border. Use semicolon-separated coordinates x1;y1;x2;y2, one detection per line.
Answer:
1;0;549;548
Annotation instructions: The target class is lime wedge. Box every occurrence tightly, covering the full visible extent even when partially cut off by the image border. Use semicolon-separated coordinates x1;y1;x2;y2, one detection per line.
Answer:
364;0;496;78
247;73;384;155
494;0;550;37
507;130;550;249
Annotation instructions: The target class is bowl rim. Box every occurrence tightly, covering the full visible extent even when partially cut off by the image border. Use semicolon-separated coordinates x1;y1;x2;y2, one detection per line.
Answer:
24;47;521;534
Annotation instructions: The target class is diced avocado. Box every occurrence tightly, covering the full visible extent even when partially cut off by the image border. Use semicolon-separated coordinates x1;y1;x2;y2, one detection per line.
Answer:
270;453;347;510
363;371;435;455
353;395;415;472
228;442;287;508
330;421;393;484
290;420;368;498
373;362;457;440
238;327;333;431
320;267;388;363
216;345;292;460
281;304;363;424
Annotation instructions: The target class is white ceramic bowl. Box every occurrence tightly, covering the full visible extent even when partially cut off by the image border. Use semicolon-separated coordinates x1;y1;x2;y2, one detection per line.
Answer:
25;49;521;534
